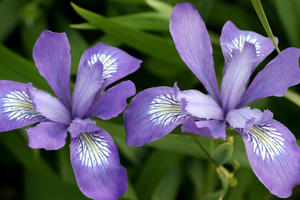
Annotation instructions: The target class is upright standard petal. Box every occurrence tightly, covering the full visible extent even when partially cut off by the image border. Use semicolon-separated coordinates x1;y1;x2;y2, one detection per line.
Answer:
221;42;257;111
79;42;142;90
240;48;300;107
26;121;67;150
87;80;135;120
220;21;276;73
0;81;43;132
177;89;224;120
124;86;187;146
240;120;300;198
33;30;71;108
182;118;226;140
169;3;220;103
69;119;127;200
30;87;71;125
72;60;103;118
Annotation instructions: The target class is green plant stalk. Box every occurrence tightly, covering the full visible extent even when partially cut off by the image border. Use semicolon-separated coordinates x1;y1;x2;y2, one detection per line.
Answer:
284;90;300;107
251;0;280;53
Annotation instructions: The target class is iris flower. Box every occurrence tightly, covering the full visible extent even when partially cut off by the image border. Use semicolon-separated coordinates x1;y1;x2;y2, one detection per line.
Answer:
0;30;141;200
124;2;300;198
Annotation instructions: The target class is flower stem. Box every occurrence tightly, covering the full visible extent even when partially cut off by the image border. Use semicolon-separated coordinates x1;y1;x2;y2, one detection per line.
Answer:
191;135;218;166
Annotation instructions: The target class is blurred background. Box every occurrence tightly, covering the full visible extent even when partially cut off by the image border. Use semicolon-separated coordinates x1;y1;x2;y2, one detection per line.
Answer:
0;0;299;199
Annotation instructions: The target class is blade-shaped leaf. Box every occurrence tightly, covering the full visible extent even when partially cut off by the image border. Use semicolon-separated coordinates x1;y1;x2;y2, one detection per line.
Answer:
135;150;183;200
0;44;50;92
71;3;183;67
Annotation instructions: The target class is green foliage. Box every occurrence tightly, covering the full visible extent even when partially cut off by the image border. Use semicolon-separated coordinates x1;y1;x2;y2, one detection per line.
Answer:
0;0;299;200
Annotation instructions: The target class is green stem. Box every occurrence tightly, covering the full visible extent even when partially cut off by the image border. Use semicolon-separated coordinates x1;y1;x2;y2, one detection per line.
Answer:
203;162;216;195
251;0;280;53
191;135;218;166
284;90;300;107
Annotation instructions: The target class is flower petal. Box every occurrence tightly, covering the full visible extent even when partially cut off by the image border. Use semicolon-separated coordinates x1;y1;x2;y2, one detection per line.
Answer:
68;118;98;138
30;87;71;125
169;3;220;103
124;86;187;146
220;21;276;73
69;119;127;200
221;42;257;111
33;30;71;108
240;47;300;106
0;81;43;132
79;42;142;91
72;59;103;118
177;89;224;120
26;121;67;150
182;118;226;140
240;120;300;198
87;80;135;120
226;107;273;133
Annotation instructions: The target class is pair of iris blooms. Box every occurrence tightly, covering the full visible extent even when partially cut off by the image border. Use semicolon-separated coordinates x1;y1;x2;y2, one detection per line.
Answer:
0;3;300;200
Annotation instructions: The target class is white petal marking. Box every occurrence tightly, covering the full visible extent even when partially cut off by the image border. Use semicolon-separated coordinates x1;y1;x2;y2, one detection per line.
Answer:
1;90;41;121
87;53;118;80
76;132;111;168
148;94;185;127
227;34;261;58
247;123;285;161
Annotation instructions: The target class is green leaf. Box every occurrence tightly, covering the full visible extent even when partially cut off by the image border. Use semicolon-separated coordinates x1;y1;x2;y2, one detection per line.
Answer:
274;0;300;47
250;0;280;53
70;22;97;30
24;170;88;200
186;160;205;198
0;44;50;92
146;0;172;17
135;150;183;200
212;137;233;166
284;90;300;107
111;12;169;32
152;165;182;200
71;3;183;67
58;145;77;184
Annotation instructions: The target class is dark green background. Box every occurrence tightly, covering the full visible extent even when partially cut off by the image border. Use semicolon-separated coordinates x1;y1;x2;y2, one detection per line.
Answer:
0;0;299;199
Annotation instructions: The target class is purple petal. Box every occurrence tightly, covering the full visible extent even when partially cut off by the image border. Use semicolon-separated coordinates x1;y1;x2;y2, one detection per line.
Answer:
182;118;226;140
87;80;135;120
79;42;142;91
220;21;277;74
221;42;257;111
72;60;103;118
240;120;300;198
68;118;98;138
177;89;224;120
0;81;43;132
33;30;71;109
226;107;273;133
240;47;300;107
29;87;71;125
69;119;127;200
124;86;187;146
26;121;67;150
169;3;221;103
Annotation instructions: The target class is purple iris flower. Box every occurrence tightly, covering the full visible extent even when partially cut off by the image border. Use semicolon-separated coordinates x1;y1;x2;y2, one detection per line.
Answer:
0;30;141;200
124;2;300;198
